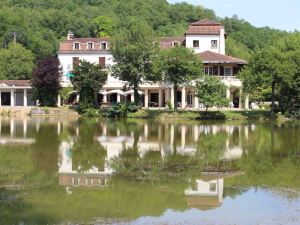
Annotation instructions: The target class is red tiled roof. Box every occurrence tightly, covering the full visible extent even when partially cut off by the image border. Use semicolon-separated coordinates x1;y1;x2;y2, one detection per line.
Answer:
0;80;31;87
198;51;247;64
186;19;223;35
59;37;110;52
159;37;186;49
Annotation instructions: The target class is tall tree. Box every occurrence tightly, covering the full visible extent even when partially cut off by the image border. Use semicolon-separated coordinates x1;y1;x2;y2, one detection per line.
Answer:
195;76;229;111
152;46;203;111
240;34;299;116
71;60;107;110
0;42;34;80
31;57;62;106
111;19;155;105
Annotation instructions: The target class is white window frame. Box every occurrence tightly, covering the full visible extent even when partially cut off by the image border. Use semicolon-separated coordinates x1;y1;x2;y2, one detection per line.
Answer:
193;40;199;48
204;66;213;75
100;42;108;50
73;42;80;50
211;40;218;49
87;42;94;50
187;92;193;106
224;67;233;76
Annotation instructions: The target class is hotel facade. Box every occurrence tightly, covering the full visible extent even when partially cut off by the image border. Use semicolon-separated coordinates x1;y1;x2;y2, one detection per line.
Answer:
0;19;248;109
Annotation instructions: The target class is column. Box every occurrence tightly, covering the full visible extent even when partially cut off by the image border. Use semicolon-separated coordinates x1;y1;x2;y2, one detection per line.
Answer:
144;89;149;108
10;119;14;137
170;88;175;108
170;125;174;153
117;93;121;103
245;94;250;110
103;94;107;103
226;87;231;99
194;96;199;109
57;95;61;107
239;89;243;109
23;119;27;138
76;94;80;103
131;93;134;103
194;125;199;142
23;89;27;107
158;89;163;107
144;124;149;138
10;89;15;106
181;87;186;109
0;91;2;106
165;89;170;103
181;125;186;149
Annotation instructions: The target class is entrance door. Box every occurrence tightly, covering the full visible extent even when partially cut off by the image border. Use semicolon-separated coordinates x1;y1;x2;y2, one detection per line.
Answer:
1;92;10;106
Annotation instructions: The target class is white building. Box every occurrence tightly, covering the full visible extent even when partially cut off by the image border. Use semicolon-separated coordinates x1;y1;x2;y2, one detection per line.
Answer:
58;19;248;109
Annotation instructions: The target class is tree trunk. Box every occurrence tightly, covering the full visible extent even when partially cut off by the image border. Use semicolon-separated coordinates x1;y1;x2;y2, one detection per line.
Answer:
271;81;275;117
173;84;177;111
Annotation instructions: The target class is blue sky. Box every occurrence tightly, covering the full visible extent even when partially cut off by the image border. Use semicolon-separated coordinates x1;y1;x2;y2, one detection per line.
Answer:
168;0;299;31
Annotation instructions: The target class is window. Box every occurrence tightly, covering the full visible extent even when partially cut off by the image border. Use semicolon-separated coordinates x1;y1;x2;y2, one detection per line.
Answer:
211;40;218;49
99;57;106;68
193;40;199;48
172;41;180;47
209;183;217;192
87;42;94;50
100;42;107;50
74;42;80;50
204;66;213;75
187;92;193;105
224;67;232;76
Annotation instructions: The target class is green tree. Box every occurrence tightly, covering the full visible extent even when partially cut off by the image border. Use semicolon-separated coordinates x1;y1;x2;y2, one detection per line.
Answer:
0;42;34;80
111;19;155;105
31;57;62;106
92;15;115;37
153;46;203;111
71;60;107;110
195;76;229;111
240;34;299;115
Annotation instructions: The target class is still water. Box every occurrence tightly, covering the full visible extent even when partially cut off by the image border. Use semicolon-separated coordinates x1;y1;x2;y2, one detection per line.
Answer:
0;118;300;225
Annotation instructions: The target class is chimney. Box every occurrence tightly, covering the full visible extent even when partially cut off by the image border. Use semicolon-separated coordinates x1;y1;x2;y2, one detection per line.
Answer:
67;31;74;40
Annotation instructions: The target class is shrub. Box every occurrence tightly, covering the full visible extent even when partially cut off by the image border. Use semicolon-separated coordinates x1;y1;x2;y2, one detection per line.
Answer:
166;100;172;110
105;102;139;118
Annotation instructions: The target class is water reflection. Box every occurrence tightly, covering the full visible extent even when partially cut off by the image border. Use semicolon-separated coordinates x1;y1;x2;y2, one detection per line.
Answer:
0;118;300;225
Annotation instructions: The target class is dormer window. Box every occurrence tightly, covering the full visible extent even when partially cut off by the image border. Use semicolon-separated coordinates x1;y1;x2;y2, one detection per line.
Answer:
100;42;107;50
87;42;94;50
211;40;218;49
74;42;80;50
193;40;199;48
172;41;180;47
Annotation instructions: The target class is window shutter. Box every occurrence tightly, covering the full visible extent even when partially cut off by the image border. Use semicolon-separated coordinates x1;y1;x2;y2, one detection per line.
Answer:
99;57;106;68
73;57;79;68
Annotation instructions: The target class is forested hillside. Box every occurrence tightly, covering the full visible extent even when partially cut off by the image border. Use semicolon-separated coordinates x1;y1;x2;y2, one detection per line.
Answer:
0;0;288;61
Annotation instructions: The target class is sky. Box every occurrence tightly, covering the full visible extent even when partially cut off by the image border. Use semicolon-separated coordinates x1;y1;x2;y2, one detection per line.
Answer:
168;0;299;31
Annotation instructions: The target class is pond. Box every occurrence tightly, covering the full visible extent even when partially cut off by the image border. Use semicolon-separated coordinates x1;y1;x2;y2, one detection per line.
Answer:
0;118;299;225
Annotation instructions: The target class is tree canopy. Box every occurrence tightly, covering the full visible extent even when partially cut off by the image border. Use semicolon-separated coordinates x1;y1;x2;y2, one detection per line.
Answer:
153;46;203;110
0;42;34;80
31;57;62;106
111;19;155;104
195;76;229;111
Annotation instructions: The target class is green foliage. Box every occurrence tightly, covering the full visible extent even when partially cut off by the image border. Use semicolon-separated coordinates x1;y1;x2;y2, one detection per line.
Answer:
59;86;73;105
196;76;229;110
0;42;34;79
152;46;203;111
111;19;155;104
92;15;115;37
225;37;251;60
31;57;62;106
105;102;139;118
82;107;100;117
240;33;300;114
71;60;107;111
